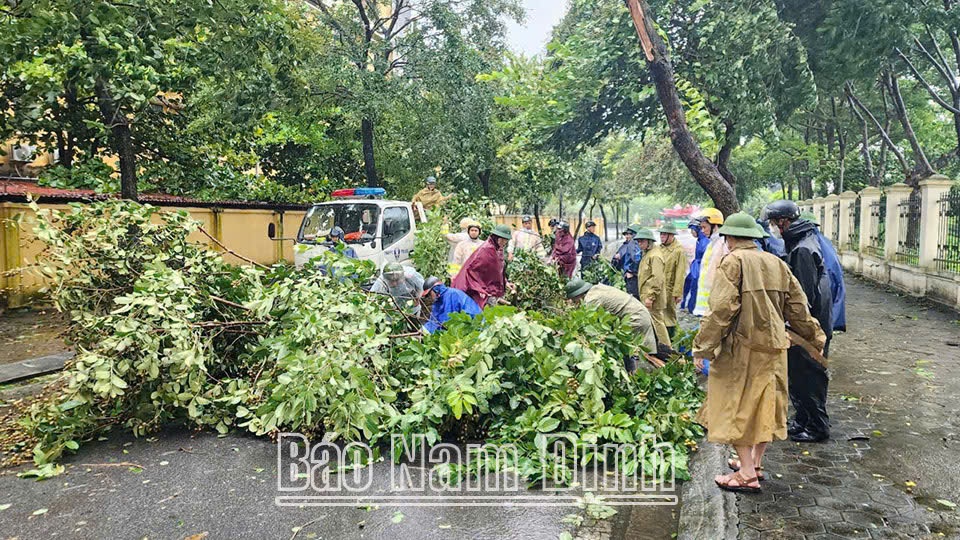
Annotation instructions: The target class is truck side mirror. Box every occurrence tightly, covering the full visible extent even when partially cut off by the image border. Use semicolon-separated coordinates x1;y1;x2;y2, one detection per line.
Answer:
267;223;276;239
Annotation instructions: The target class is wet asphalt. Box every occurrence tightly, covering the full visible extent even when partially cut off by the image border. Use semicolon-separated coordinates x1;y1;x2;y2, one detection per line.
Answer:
0;427;678;539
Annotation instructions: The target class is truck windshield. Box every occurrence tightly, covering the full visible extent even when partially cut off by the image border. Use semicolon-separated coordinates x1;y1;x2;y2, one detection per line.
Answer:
298;203;380;244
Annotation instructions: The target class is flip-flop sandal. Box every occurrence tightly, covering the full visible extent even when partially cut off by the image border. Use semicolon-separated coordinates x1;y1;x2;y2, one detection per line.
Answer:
715;471;762;494
727;459;766;481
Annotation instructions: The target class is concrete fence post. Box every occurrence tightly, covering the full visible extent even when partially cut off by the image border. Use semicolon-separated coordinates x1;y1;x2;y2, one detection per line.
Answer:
839;191;858;251
858;187;881;253
811;197;824;228
884;183;912;261
823;194;840;245
918;175;954;268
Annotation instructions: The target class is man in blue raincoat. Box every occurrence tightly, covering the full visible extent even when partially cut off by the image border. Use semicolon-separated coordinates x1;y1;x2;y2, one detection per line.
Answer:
421;276;481;334
577;220;603;270
612;226;642;299
681;219;709;312
799;213;846;332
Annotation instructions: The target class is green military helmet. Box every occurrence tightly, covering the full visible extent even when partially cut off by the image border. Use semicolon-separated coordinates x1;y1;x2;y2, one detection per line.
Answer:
490;224;513;240
801;211;820;226
565;279;593;299
754;220;771;238
658;222;679;235
633;227;657;241
718;212;765;239
383;262;404;279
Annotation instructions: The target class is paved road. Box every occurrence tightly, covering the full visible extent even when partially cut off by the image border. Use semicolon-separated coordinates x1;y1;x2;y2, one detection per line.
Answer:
0;426;678;539
734;276;960;539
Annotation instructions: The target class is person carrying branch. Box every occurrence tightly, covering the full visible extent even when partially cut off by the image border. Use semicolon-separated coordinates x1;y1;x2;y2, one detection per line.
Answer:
634;228;670;347
421;276;481;334
371;262;424;316
565;279;656;373
693;212;826;494
764;201;834;443
411;176;452;218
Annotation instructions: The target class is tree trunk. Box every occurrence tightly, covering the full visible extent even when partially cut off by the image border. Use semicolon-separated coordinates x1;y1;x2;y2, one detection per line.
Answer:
846;82;911;176
885;71;934;185
599;204;609;242
614;204;620;237
478;168;491;197
95;80;137;200
847;92;874;183
575;188;593;238
623;0;739;216
361;117;378;187
533;200;543;236
716;119;737;191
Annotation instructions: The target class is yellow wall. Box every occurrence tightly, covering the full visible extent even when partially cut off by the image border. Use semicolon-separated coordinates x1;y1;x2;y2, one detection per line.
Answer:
0;201;306;308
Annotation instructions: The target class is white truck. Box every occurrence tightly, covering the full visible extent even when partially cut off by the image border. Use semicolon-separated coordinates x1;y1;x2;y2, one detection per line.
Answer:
293;195;426;268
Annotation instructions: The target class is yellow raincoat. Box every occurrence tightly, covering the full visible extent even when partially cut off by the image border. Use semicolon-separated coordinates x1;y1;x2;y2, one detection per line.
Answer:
412;187;448;211
660;240;687;328
693;240;826;445
637;245;670;346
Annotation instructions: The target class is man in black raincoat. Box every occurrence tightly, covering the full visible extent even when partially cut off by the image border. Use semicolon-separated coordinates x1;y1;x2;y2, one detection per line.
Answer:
765;200;833;443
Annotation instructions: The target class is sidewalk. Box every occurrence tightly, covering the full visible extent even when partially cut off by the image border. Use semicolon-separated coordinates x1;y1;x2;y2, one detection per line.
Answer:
734;276;960;539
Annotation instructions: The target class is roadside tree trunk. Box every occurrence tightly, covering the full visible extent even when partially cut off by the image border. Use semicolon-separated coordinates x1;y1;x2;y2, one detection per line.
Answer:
716;119;737;190
96;80;137;201
624;0;739;216
575;187;593;237
361;117;378;187
599;204;609;242
478;169;491;197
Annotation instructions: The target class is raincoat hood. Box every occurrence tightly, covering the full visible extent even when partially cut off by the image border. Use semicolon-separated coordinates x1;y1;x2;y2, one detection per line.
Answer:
781;219;817;247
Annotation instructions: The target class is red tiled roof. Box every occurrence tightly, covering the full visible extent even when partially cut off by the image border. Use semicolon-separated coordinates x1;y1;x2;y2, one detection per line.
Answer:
0;178;310;211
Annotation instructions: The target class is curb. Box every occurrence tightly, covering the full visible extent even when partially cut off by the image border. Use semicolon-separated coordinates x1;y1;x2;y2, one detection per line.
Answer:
0;351;74;385
677;441;738;540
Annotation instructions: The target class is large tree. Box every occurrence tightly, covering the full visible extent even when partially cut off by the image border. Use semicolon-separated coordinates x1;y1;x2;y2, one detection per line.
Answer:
0;0;308;200
305;0;521;188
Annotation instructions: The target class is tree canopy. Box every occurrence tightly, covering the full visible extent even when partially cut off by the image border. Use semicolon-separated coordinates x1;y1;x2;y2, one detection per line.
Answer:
1;0;957;210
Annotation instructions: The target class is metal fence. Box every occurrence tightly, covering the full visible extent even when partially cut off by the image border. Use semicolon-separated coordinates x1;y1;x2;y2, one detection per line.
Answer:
936;186;960;273
895;190;921;265
819;206;826;230
865;195;886;256
831;203;840;245
847;197;860;251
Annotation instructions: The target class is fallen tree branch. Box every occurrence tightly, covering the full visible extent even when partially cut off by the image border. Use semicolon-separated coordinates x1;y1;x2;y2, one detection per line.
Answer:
197;226;269;270
192;320;268;328
80;461;145;469
209;295;250;311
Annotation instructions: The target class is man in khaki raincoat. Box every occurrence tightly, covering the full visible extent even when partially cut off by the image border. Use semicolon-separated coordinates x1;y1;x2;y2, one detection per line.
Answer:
635;228;670;347
692;212;825;494
411;176;451;214
565;279;657;372
658;222;687;338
